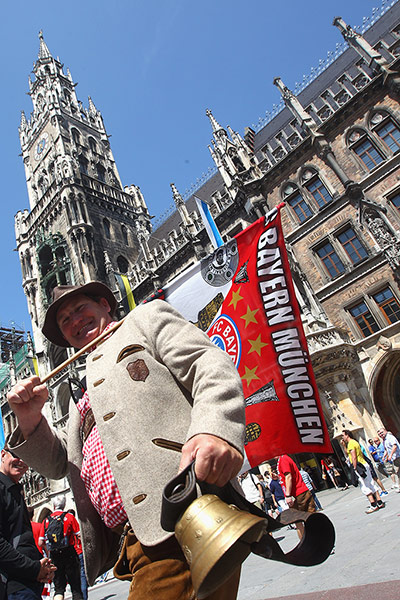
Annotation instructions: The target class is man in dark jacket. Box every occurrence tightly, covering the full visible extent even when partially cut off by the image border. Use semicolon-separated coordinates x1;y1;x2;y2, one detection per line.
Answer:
0;445;55;600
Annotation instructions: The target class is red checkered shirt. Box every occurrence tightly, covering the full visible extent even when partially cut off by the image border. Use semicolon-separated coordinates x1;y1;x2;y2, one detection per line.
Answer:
77;322;128;529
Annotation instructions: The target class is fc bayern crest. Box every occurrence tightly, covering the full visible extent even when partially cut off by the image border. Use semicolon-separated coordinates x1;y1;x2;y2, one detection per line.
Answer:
208;314;242;367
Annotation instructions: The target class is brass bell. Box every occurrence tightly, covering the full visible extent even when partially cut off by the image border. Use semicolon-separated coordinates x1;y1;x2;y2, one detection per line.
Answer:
175;493;267;599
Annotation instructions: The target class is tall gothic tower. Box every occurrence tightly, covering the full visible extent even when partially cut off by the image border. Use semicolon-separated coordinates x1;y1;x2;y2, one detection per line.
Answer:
15;32;151;369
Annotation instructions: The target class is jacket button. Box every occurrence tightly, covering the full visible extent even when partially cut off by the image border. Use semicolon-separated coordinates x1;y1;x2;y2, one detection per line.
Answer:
132;494;147;504
116;450;130;461
93;378;105;387
103;412;116;421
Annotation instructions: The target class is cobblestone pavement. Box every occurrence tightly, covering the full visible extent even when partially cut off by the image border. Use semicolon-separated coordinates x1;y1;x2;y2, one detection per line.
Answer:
238;480;400;599
70;478;400;600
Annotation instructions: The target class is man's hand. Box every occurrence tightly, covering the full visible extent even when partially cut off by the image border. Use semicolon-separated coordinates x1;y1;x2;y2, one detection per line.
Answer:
179;433;243;487
37;557;56;583
7;376;48;439
285;495;295;508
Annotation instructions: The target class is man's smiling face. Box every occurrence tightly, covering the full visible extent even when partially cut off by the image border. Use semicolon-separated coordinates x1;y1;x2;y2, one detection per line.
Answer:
56;294;113;349
1;450;28;484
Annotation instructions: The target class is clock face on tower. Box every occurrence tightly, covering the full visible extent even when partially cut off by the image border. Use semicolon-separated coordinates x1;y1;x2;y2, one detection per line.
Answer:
34;132;49;161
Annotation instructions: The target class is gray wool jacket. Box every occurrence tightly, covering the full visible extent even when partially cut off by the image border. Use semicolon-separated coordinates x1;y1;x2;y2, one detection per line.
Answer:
9;301;246;585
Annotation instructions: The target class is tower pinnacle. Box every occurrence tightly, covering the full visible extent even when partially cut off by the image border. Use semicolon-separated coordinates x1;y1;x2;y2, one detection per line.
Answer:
38;30;52;60
206;109;225;135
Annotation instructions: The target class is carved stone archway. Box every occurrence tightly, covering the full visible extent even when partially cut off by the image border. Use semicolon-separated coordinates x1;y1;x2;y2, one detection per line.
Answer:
372;351;400;438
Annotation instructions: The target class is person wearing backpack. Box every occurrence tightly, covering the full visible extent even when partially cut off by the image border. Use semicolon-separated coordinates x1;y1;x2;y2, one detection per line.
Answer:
39;496;83;600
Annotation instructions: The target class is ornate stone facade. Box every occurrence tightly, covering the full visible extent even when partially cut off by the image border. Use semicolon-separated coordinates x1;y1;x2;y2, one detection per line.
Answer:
125;3;400;449
12;2;400;510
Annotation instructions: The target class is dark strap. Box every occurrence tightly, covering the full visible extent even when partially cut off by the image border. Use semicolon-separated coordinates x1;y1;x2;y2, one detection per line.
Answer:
80;408;96;445
69;376;87;404
161;461;335;567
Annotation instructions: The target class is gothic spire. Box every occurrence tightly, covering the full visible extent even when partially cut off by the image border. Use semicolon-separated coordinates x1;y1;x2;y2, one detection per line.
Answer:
170;183;206;259
88;96;97;115
206;109;225;135
38;30;52;60
19;111;27;130
170;183;184;208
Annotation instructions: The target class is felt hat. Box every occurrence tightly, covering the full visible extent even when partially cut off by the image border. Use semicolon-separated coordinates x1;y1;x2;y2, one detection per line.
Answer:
42;281;117;347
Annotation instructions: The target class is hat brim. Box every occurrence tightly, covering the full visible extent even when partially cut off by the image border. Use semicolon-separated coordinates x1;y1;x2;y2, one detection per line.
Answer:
42;282;117;347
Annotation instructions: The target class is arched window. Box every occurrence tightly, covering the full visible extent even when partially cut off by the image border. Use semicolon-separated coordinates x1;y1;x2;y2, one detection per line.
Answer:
348;128;384;171
370;111;400;154
71;128;80;145
39;245;53;276
121;225;129;246
71;199;79;222
79;199;88;222
301;168;332;208
283;183;312;224
117;255;129;274
36;94;45;112
78;155;88;175
48;161;55;181
97;163;105;182
103;218;111;239
56;383;71;418
88;137;97;153
45;275;58;302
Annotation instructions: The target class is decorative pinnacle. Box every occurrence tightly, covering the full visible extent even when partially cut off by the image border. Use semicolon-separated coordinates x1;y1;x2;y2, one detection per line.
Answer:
103;250;113;274
273;77;294;101
332;16;355;40
206;108;224;134
88;96;97;114
170;183;184;207
20;111;28;129
38;30;52;60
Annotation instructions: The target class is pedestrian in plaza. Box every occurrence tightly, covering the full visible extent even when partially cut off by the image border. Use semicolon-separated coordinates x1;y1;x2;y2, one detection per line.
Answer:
277;455;316;538
361;445;388;496
378;428;400;492
27;508;51;600
269;470;288;512
299;467;323;510
368;437;388;479
342;430;385;513
256;474;278;517
7;281;245;600
239;471;264;510
39;495;83;600
0;445;55;600
67;510;88;600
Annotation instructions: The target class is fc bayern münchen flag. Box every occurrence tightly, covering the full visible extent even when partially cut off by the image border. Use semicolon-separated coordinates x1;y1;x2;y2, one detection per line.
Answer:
163;204;332;465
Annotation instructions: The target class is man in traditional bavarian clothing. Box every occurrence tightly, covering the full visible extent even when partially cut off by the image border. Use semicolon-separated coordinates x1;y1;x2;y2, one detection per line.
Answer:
7;282;245;600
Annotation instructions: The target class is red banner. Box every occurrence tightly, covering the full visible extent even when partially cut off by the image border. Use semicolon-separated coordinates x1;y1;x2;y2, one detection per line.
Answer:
161;204;332;465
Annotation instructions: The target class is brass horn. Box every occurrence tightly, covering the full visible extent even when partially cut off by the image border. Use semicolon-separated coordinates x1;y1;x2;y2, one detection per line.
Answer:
175;493;267;599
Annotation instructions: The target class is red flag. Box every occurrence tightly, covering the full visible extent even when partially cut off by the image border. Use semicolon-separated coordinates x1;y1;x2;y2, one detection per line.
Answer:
163;204;332;465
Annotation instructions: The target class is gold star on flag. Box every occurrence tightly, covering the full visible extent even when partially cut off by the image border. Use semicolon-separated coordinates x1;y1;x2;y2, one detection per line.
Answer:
241;365;260;387
229;286;244;310
240;305;259;328
248;334;268;356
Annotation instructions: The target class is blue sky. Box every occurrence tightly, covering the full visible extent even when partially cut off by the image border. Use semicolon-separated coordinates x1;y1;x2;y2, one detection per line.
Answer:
0;0;387;333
